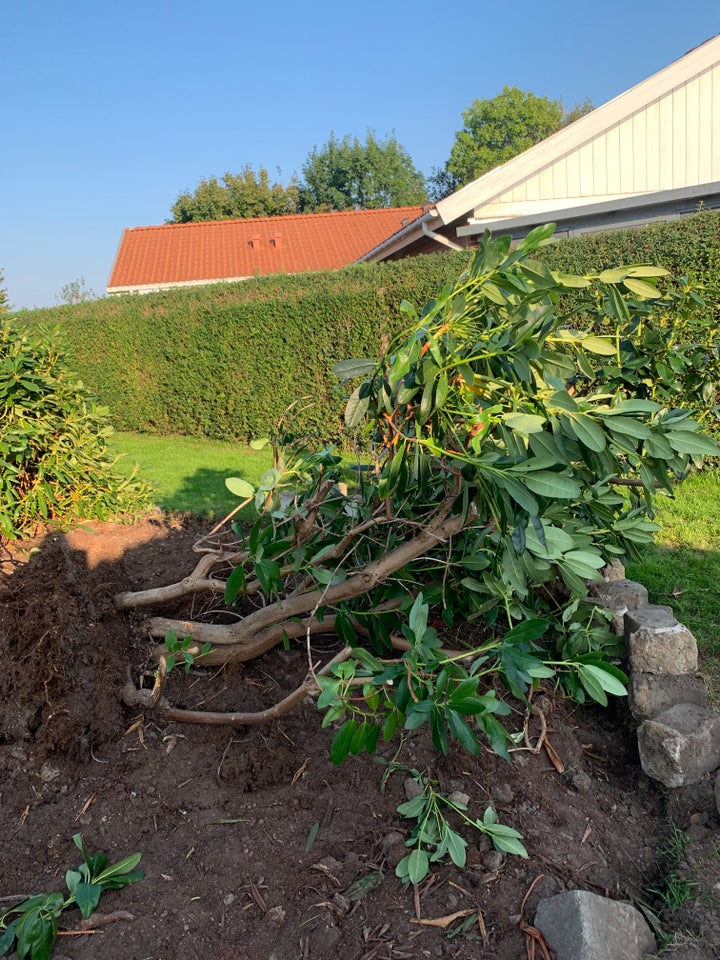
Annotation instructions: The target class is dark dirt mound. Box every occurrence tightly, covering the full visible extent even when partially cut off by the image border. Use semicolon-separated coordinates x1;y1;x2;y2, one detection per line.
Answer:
1;517;719;960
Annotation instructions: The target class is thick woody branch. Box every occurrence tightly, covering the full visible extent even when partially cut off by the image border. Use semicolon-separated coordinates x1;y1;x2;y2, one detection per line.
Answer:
140;500;468;658
122;645;354;725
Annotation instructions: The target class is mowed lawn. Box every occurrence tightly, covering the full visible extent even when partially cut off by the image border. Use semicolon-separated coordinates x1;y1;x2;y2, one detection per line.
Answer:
111;431;274;517
111;431;720;669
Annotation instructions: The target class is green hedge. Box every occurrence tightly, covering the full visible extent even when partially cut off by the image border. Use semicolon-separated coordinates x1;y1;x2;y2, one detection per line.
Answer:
15;207;720;444
537;206;720;283
15;255;471;443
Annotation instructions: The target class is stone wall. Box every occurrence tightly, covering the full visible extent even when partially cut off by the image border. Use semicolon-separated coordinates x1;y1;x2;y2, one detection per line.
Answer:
589;568;720;790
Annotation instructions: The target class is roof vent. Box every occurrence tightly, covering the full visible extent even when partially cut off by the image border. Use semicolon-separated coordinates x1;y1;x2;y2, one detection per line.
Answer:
270;234;284;249
249;235;261;249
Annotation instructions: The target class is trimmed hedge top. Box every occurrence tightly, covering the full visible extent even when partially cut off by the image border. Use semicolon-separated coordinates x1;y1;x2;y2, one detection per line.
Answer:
14;207;720;444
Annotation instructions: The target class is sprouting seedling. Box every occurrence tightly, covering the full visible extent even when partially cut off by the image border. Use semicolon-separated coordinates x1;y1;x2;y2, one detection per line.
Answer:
0;834;144;960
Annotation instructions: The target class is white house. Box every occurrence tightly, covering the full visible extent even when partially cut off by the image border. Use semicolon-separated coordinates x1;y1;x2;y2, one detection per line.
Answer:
360;33;720;262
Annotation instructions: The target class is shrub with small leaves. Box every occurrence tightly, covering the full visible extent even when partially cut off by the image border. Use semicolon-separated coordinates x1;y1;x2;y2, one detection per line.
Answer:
0;319;151;538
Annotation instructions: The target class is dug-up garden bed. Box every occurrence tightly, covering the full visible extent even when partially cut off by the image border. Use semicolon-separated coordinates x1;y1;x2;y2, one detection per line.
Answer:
1;515;719;960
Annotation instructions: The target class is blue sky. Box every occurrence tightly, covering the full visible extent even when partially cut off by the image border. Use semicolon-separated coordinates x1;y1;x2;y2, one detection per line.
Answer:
3;1;719;310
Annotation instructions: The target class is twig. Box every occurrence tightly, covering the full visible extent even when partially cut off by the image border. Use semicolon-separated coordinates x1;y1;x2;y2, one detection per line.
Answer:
77;910;135;930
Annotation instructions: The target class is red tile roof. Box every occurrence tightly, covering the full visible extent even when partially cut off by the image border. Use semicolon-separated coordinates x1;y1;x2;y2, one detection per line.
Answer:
107;207;424;292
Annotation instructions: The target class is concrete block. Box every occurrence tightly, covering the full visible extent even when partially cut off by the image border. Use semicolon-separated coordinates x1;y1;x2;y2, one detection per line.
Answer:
625;605;698;675
637;704;720;788
588;579;649;635
628;673;708;721
534;889;656;960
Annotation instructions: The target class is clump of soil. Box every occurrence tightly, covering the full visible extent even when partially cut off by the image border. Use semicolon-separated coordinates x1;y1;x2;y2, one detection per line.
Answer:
1;517;719;960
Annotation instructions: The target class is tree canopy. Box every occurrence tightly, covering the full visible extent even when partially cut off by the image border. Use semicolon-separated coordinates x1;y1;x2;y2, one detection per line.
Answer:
170;165;300;223
429;87;593;199
299;131;427;212
56;276;95;305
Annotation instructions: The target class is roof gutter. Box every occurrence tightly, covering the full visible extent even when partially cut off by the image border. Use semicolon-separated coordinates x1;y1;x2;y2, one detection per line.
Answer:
421;218;464;251
357;208;464;262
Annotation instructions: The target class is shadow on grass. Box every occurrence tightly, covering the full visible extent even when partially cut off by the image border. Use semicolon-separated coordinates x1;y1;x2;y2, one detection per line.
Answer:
151;465;257;520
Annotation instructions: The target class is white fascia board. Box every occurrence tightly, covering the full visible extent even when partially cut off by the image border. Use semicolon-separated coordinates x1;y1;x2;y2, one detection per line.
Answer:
106;275;252;295
456;180;720;237
471;194;645;220
436;33;720;228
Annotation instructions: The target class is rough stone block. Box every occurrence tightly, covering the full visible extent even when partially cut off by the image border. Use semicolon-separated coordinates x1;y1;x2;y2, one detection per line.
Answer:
625;605;698;675
637;703;720;787
600;558;626;582
628;672;708;721
587;579;649;635
534;889;656;960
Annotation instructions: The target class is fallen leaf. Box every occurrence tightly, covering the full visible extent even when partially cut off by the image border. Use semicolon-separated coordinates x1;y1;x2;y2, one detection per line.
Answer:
410;908;475;928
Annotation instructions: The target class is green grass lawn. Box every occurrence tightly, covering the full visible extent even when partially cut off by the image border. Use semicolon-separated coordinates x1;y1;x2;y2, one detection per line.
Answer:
111;431;720;671
626;469;720;667
111;431;274;517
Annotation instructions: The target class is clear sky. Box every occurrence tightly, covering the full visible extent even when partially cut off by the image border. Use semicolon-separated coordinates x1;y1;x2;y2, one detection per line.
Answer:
3;1;719;310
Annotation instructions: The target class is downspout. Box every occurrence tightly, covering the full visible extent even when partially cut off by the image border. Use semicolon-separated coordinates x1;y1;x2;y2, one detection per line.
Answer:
421;218;464;251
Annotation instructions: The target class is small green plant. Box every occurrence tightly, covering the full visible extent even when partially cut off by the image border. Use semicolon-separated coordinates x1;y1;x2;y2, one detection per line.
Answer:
646;824;700;913
0;834;144;960
164;630;211;673
393;770;527;884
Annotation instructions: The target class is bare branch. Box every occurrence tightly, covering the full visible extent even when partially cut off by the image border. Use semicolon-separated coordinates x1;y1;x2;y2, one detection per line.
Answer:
122;646;354;725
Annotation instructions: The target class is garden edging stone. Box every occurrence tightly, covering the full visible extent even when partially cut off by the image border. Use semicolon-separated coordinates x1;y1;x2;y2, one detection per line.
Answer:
536;566;720;957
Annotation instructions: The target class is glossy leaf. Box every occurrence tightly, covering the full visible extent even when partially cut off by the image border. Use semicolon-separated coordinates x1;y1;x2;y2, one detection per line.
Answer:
224;476;255;499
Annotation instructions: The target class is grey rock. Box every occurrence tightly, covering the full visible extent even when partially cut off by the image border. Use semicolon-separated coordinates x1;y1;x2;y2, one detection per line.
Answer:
564;768;593;793
588;578;648;609
380;831;404;852
588;579;648;637
447;790;470;808
600;558;626;581
332;892;351;914
404;777;424;801
482;850;504;872
535;889;656;960
625;605;698;675
265;905;286;927
39;762;60;783
491;783;514;805
588;579;649;635
629;672;707;721
716;770;720;817
637;703;720;787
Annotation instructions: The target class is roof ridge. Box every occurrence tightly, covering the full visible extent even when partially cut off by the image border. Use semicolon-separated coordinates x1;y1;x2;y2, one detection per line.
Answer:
127;206;424;232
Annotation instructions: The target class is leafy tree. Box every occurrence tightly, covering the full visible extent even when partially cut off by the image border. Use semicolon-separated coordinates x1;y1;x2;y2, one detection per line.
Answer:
429;87;593;198
299;131;427;212
562;96;594;127
0;269;9;314
56;276;96;305
170;165;300;222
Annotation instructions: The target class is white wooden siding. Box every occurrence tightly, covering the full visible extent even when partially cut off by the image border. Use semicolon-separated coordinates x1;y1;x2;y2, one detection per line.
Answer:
475;61;720;221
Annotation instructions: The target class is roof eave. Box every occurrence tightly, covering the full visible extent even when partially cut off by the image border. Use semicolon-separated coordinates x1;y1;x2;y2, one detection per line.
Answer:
356;210;439;262
456;180;720;237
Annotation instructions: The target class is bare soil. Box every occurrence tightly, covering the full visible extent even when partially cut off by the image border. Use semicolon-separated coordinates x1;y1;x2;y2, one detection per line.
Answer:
1;516;719;960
